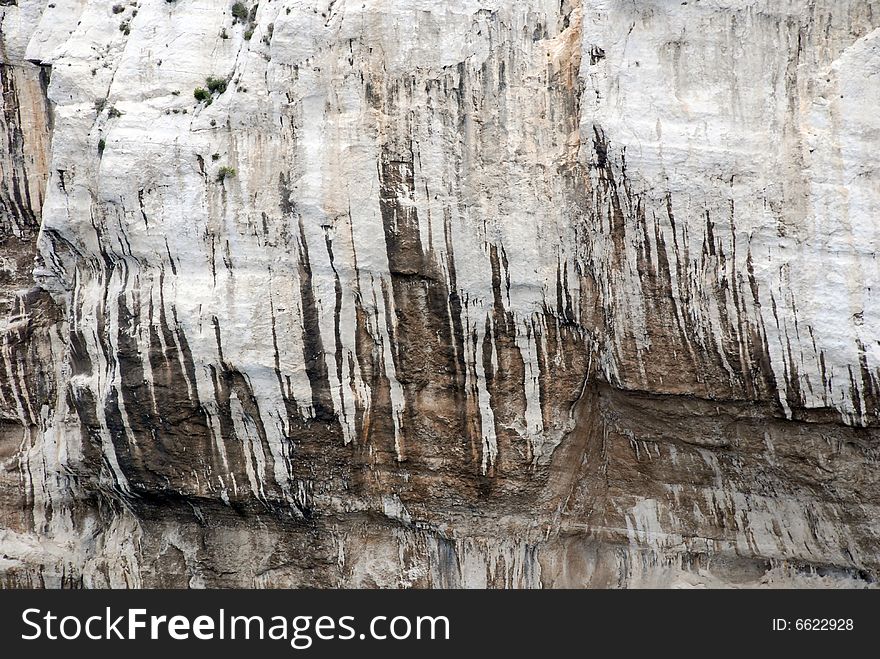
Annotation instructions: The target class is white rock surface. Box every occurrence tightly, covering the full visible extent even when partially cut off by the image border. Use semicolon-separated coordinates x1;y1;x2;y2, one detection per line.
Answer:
0;0;879;587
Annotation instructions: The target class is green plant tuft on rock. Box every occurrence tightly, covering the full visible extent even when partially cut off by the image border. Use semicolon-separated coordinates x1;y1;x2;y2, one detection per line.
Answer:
217;166;236;182
205;76;227;94
231;2;248;21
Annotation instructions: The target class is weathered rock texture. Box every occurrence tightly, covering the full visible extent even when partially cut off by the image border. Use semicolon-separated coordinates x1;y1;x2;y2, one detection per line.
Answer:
1;0;879;588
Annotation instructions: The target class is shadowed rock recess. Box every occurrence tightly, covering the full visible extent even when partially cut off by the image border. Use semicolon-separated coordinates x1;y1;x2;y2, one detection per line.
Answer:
0;0;878;588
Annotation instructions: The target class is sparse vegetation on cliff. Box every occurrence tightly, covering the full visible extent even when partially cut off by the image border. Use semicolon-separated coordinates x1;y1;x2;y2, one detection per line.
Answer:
205;76;227;94
231;2;248;21
217;166;236;182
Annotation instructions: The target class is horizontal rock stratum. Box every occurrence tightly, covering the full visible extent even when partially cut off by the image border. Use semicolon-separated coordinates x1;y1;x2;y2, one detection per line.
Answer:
1;0;879;587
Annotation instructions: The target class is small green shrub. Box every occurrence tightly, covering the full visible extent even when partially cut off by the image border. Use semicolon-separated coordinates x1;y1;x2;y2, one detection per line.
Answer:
112;4;125;14
108;106;123;118
231;2;248;20
244;28;253;40
205;76;227;94
194;87;211;102
217;166;236;182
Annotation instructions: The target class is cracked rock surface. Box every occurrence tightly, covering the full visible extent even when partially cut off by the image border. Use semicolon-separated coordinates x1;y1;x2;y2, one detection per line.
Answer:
1;0;879;587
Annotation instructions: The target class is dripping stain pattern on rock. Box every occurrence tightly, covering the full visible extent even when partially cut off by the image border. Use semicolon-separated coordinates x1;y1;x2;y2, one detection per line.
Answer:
0;0;878;587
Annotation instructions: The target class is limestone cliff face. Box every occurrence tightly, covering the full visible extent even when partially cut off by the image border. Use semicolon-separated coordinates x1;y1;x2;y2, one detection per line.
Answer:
0;0;878;588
